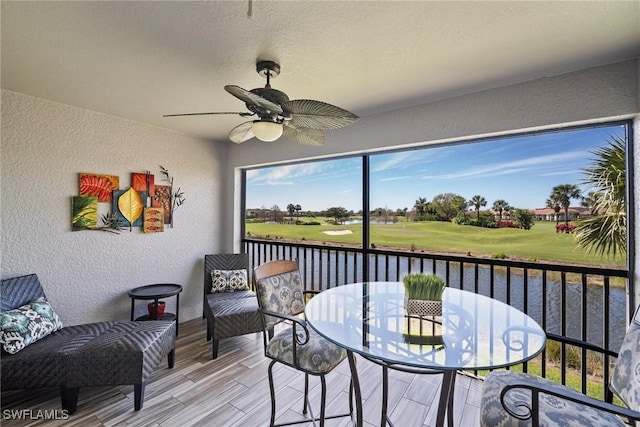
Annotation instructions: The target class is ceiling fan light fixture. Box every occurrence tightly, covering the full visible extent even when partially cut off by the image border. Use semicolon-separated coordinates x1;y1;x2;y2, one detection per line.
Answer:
252;120;283;142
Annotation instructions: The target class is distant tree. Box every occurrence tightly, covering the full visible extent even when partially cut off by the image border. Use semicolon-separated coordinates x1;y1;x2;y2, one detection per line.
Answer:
270;204;281;222
575;136;626;256
548;184;582;226
326;207;349;225
512;209;535;230
581;192;602;216
295;204;302;219
431;193;467;221
259;205;270;221
504;205;512;219
492;199;510;220
545;197;562;225
414;197;429;218
469;195;487;220
382;205;392;224
287;204;296;222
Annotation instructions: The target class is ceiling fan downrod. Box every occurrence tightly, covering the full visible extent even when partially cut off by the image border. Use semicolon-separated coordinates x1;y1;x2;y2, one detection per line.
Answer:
256;60;280;88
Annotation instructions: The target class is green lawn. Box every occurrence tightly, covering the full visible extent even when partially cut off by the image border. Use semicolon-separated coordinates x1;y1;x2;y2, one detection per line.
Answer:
246;220;624;268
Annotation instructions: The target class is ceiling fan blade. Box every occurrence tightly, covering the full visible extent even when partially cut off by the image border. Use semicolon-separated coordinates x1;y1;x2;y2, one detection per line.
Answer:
228;121;255;144
163;111;253;117
282;99;358;130
225;85;283;115
282;125;325;146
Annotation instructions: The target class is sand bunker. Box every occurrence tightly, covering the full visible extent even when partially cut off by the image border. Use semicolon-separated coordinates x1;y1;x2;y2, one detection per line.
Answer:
322;230;353;235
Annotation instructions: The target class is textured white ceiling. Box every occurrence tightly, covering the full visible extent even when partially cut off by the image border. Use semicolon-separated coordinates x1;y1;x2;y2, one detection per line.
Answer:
2;1;639;142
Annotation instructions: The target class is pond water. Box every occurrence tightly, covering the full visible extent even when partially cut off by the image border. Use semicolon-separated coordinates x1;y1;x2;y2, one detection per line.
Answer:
295;251;627;351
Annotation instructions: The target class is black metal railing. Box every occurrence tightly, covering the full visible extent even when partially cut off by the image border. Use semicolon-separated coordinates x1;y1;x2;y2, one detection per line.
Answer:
244;237;630;401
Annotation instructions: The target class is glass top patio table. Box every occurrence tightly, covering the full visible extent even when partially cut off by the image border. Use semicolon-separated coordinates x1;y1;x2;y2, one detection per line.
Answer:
305;281;545;370
304;282;546;426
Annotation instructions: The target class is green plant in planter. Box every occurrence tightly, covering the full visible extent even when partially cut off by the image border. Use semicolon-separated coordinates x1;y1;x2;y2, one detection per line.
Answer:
403;273;446;300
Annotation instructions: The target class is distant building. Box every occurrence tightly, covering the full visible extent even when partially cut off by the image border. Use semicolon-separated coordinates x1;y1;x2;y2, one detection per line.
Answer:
532;207;591;221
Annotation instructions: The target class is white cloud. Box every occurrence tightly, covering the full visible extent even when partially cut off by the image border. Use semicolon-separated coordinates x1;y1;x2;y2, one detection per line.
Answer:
380;176;412;182
248;162;326;185
421;151;585;180
371;151;416;172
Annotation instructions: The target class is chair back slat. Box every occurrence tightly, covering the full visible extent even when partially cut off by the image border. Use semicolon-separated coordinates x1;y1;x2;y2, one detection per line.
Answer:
610;305;640;411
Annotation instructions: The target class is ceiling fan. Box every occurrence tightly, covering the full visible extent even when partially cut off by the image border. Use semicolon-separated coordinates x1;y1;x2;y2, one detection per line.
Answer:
164;60;358;145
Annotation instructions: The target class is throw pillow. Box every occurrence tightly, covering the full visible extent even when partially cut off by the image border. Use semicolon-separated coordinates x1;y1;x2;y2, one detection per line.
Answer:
0;297;63;354
211;269;249;292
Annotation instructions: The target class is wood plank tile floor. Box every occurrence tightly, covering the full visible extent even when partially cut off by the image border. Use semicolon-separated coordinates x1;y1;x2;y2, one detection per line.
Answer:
1;318;483;426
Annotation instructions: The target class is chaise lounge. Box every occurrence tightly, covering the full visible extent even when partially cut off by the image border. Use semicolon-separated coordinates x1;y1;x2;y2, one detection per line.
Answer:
0;274;176;415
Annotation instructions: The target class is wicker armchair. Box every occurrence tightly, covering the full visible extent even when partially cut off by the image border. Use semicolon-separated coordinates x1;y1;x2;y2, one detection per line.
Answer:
203;253;266;359
480;305;640;426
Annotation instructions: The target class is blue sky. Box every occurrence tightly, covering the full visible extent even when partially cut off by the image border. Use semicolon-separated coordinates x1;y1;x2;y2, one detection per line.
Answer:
246;124;626;212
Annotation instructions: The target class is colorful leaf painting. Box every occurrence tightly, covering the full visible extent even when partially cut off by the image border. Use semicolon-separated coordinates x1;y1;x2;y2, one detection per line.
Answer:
131;172;155;198
112;190;146;229
71;196;97;230
79;173;119;202
117;187;143;231
152;185;172;224
143;207;164;233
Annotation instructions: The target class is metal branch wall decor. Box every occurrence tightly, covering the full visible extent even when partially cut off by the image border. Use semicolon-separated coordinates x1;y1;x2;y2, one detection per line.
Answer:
72;166;186;233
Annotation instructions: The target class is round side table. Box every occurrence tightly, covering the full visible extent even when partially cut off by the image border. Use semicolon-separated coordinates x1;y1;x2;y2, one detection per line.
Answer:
129;283;182;336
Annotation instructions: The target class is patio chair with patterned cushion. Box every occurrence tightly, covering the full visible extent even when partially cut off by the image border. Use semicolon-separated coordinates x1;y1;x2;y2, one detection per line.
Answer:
480;304;640;426
253;259;353;427
203;253;266;359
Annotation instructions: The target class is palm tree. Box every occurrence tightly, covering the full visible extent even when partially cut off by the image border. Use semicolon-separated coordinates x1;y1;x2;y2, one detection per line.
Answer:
469;195;487;220
548;184;582;226
294;204;302;219
545;196;562;225
413;197;428;218
575;136;626;256
492;199;510;220
581;192;602;216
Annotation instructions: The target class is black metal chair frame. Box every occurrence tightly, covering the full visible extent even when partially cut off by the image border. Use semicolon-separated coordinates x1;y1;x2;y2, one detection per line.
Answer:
254;259;354;427
486;304;640;427
498;379;640;426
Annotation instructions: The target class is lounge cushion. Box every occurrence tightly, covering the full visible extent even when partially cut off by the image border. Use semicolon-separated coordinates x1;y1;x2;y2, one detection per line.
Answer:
205;290;263;340
1;321;116;390
0;297;63;354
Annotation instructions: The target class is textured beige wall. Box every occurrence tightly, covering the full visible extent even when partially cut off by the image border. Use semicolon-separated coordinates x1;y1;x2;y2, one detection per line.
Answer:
0;90;225;324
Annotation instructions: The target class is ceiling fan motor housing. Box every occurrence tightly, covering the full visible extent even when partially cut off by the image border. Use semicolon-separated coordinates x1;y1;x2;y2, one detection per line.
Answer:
248;87;290;120
256;60;280;79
